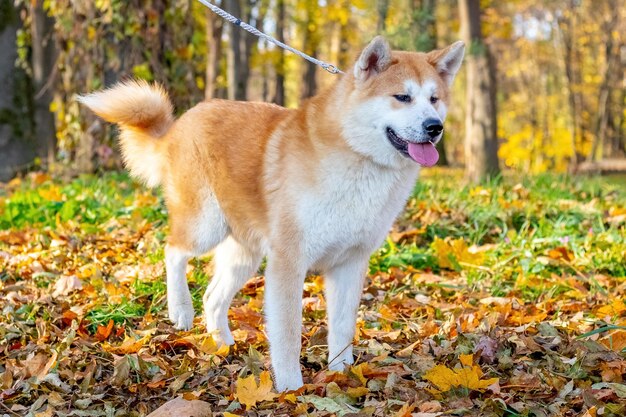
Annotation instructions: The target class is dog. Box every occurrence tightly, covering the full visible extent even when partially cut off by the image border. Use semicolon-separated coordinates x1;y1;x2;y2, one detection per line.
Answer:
79;36;464;391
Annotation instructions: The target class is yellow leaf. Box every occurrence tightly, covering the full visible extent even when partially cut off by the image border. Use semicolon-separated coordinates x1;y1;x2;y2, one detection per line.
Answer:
459;354;474;367
423;365;458;392
596;300;626;318
87;26;97;41
234;371;277;410
423;364;498;393
223;413;239;417
283;393;297;403
176;334;230;356
393;402;415;417
349;363;369;386
431;237;485;269
103;335;150;354
38;186;62;202
345;386;369;398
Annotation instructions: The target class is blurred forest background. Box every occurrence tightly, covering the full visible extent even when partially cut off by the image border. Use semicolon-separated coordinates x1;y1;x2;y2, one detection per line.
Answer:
0;0;625;182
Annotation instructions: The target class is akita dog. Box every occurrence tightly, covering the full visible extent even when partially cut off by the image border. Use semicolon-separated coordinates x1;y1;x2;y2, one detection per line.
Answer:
80;36;464;391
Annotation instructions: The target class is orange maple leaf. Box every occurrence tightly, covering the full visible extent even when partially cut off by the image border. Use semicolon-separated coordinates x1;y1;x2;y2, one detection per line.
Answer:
95;319;114;342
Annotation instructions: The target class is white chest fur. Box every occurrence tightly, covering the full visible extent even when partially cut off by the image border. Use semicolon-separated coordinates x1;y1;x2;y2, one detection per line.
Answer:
295;154;419;270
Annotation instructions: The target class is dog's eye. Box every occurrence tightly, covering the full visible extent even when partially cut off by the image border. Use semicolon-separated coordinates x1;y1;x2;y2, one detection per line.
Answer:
393;94;411;103
430;96;439;104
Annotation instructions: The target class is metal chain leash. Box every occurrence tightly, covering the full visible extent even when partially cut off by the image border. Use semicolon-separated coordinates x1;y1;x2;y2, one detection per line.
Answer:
196;0;344;74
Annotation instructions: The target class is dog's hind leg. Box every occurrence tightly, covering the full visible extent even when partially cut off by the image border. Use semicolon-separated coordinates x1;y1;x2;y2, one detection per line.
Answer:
166;193;229;330
203;236;262;345
164;245;195;330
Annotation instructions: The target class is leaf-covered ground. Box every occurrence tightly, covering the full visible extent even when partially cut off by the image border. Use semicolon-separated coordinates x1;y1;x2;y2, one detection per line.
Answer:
1;170;625;417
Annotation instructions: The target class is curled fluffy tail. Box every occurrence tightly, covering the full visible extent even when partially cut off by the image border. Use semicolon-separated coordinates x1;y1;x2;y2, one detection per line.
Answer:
78;80;174;187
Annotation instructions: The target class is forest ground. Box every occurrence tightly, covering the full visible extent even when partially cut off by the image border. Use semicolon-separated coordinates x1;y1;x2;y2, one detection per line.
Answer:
1;169;625;416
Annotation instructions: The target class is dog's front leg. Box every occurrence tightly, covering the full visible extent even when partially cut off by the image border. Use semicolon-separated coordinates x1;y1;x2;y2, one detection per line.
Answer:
324;254;368;371
264;254;306;391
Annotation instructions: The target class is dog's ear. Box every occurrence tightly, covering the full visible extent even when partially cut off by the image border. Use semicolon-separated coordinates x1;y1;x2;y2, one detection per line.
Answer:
426;41;465;86
354;36;392;82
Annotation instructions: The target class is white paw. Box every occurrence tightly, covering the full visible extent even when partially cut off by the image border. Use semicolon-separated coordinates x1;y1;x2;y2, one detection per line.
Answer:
203;310;234;346
210;327;235;346
169;303;195;330
328;350;354;371
273;371;304;392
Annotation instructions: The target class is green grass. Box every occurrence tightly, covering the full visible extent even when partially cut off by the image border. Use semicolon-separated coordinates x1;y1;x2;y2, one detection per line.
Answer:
373;169;625;301
2;170;625;311
86;299;148;330
0;172;167;230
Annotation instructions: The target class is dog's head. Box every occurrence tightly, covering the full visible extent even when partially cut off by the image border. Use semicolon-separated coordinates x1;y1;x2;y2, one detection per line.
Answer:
342;37;464;168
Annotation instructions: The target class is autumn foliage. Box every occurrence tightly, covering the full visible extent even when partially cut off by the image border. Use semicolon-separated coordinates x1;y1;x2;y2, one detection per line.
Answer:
0;169;625;416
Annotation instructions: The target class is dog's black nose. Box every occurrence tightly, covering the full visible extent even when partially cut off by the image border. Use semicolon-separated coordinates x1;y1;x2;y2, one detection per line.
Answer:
423;118;443;138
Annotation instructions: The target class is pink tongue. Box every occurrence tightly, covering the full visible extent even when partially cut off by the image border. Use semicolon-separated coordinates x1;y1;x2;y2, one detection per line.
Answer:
408;142;439;167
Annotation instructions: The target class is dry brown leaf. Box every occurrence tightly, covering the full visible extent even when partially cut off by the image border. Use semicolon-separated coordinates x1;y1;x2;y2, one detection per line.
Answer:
146;398;212;417
52;275;82;297
22;351;58;381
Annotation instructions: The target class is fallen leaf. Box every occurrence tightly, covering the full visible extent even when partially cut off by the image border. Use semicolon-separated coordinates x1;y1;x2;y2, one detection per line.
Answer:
547;246;574;261
103;334;150;354
596;300;626;318
95;319;114;342
459;354;473;367
234;371;277;410
418;401;442;413
22;351;58;380
111;355;131;386
349;363;369;386
474;335;498;363
52;275;83;297
423;364;499;393
298;395;348;414
431;237;485;269
146;398;212;417
394;402;415;417
591;382;626;399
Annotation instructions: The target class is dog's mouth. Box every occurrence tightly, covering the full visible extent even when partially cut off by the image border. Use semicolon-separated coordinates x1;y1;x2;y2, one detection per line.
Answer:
385;127;439;167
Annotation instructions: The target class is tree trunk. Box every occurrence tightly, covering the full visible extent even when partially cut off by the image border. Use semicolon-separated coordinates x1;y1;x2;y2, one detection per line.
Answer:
617;87;626;156
302;57;318;100
459;0;499;182
556;2;584;169
273;0;286;106
0;0;35;181
337;1;351;70
588;3;620;162
205;4;224;100
30;0;57;167
377;0;389;33
301;1;319;100
240;0;267;100
226;0;245;100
